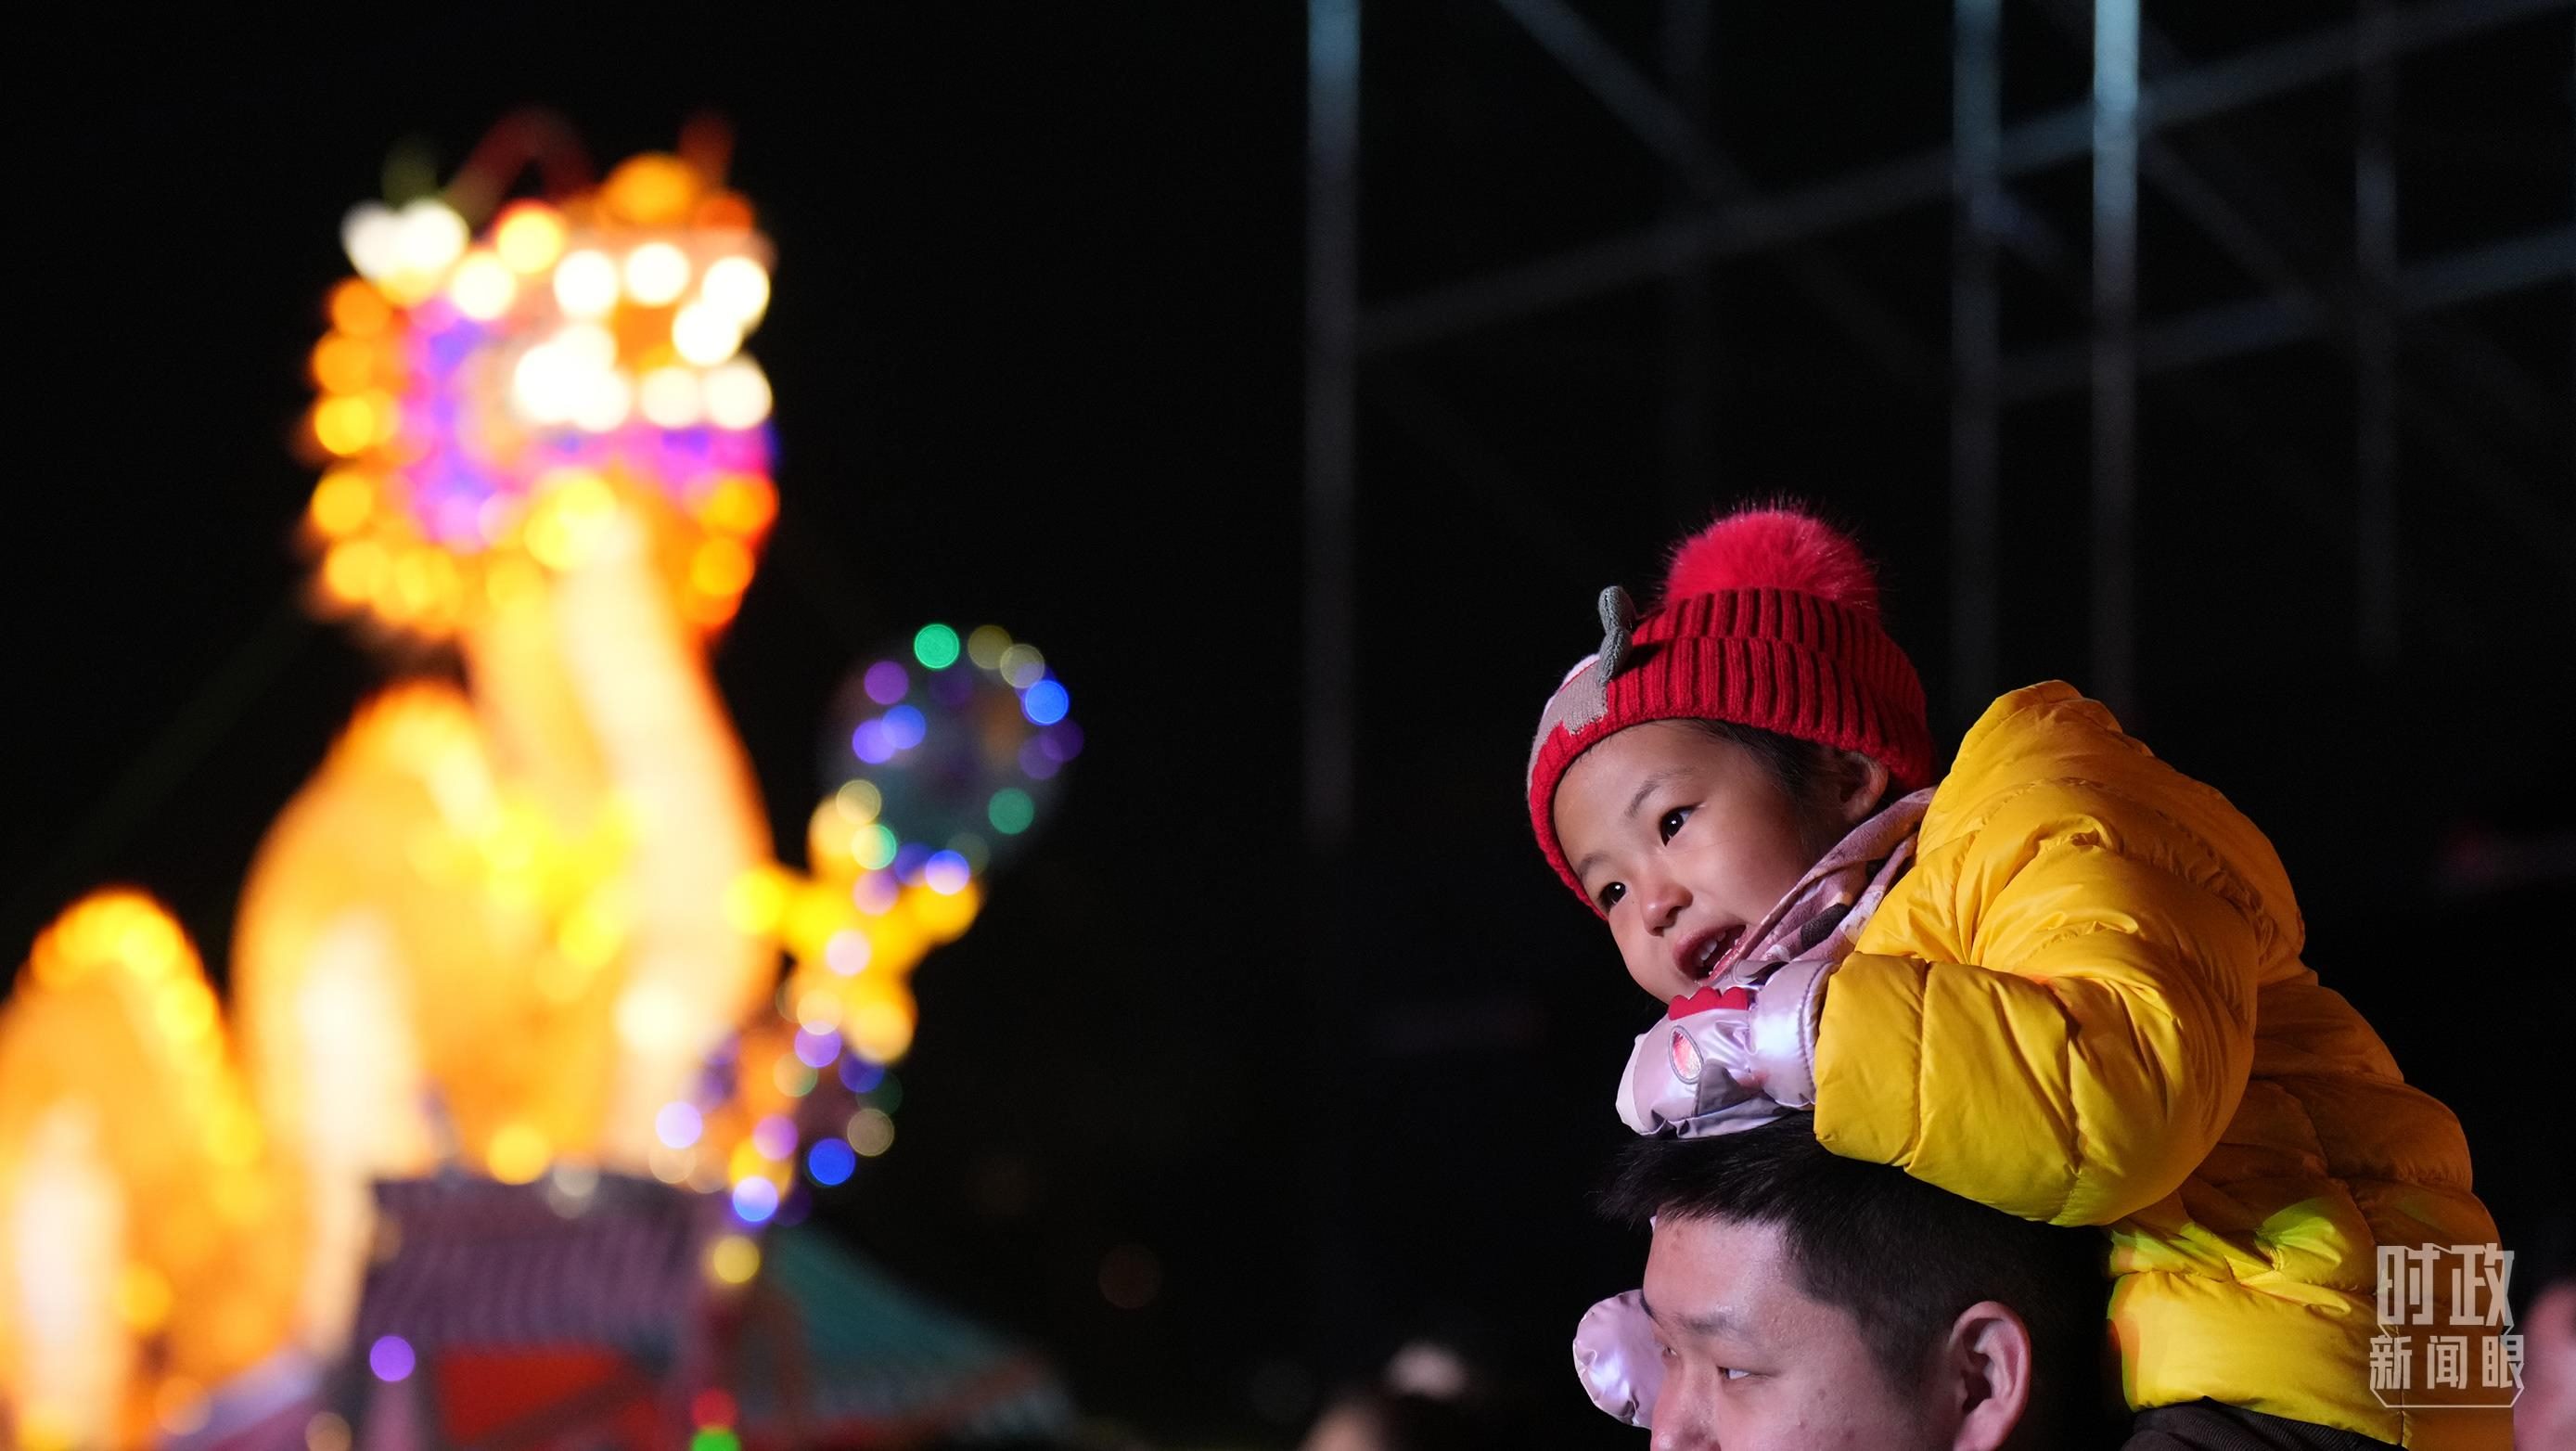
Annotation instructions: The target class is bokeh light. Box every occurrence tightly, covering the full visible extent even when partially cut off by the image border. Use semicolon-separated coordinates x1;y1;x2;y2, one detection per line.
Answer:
656;1101;704;1149
846;1106;896;1158
988;788;1036;835
485;1121;550;1184
793;1025;841;1068
923;851;971;896
750;1114;798;1162
825;930;872;976
305;1412;354;1451
730;1176;779;1224
622;241;691;304
692;1388;739;1427
807;1137;858;1187
706;1234;761;1286
1020;679;1070;726
369;1335;417;1382
913;623;962;669
700;255;771;321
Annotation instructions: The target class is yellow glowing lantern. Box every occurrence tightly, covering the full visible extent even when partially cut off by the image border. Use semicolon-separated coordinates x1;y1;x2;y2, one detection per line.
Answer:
0;894;301;1444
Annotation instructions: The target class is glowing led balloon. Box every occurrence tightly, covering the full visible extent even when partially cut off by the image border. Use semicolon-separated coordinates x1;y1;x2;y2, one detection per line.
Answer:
306;151;780;643
824;623;1080;884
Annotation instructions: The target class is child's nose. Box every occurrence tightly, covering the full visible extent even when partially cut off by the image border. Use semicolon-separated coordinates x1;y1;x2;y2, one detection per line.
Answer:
1640;877;1690;931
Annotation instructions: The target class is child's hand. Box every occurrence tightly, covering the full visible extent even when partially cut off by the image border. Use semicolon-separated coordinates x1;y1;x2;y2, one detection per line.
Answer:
1614;957;1838;1138
1615;986;1783;1136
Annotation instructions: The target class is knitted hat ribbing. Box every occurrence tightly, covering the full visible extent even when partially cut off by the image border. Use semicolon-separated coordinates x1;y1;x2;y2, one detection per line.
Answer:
1526;506;1933;907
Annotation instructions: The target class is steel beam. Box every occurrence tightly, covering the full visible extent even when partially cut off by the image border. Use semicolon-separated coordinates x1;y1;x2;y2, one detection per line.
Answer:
1491;0;1939;390
1359;0;2568;355
1996;225;2576;400
2093;0;2141;720
1302;0;1366;1383
1952;0;2003;728
1661;0;1716;518
2357;0;2401;661
1305;0;1360;852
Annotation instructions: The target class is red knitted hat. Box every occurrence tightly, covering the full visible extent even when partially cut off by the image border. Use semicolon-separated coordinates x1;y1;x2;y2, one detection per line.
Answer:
1526;505;1933;905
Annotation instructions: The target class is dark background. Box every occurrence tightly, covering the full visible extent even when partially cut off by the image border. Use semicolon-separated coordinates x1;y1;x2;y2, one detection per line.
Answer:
6;6;2570;1446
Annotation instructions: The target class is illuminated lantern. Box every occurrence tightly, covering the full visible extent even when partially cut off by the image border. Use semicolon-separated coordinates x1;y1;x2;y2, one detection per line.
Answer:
236;131;786;1358
0;893;301;1447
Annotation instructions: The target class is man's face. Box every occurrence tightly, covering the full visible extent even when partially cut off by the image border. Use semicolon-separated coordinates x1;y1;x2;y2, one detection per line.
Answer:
1641;1213;1953;1451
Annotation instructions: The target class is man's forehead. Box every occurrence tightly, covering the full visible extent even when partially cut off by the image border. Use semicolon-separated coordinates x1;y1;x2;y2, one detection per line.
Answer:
1643;1213;1793;1330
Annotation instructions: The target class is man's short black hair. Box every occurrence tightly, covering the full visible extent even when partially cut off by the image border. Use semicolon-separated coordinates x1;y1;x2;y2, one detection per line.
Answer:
1602;1116;2110;1436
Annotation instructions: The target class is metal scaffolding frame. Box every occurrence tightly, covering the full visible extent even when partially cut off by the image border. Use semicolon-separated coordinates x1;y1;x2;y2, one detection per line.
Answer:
1306;0;2573;760
1294;0;2570;1373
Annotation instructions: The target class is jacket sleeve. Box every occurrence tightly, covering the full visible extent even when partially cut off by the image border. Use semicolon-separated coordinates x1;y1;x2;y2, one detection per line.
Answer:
1811;778;2268;1227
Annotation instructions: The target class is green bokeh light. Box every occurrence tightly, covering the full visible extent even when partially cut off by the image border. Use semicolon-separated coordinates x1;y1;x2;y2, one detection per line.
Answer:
855;823;899;870
988;788;1035;835
912;623;961;670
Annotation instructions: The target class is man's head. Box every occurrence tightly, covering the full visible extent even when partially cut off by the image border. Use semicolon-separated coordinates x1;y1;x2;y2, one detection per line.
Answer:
1599;1119;2108;1451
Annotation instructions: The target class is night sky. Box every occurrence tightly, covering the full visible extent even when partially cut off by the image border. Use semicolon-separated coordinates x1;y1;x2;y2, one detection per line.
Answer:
8;6;2572;1446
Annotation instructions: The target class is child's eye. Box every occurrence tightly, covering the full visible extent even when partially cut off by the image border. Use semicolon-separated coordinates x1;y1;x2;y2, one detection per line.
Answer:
1596;882;1626;911
1658;806;1693;843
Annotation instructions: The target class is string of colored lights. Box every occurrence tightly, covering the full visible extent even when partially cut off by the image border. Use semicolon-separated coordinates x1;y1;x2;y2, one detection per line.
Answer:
665;622;1077;1270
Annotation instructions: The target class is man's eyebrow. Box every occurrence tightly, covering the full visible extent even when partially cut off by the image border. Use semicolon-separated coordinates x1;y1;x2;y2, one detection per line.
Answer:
1639;1290;1744;1339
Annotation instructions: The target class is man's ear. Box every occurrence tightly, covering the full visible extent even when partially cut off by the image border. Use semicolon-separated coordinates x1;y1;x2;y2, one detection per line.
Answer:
1942;1300;2034;1451
1833;750;1892;825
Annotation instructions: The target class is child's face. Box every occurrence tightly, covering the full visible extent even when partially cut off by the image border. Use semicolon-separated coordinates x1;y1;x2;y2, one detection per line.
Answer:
1552;722;1827;1002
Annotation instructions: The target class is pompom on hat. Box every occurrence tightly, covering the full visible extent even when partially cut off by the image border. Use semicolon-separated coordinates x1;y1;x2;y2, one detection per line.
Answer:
1527;504;1933;905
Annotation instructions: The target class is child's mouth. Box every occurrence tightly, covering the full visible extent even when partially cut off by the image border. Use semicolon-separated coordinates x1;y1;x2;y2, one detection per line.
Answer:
1688;924;1747;980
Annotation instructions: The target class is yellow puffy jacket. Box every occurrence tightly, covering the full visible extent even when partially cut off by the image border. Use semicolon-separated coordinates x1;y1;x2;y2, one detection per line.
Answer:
1817;683;2507;1449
